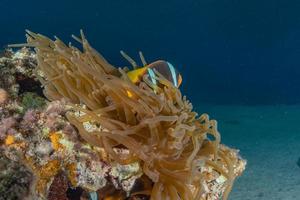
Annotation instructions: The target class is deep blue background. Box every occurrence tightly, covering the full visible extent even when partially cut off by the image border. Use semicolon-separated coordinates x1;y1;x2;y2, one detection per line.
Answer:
1;0;300;105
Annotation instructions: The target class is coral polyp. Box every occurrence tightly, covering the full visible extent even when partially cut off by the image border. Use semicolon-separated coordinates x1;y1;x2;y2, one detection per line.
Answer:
0;31;246;200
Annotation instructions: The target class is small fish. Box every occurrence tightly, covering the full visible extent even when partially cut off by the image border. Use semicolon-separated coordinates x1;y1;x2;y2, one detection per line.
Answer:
127;60;182;88
121;51;182;88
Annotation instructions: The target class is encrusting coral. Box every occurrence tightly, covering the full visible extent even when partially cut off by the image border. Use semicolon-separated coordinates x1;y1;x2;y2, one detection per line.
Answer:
1;30;246;200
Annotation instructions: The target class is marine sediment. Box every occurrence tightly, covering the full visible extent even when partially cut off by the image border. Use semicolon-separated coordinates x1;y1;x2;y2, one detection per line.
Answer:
0;31;246;200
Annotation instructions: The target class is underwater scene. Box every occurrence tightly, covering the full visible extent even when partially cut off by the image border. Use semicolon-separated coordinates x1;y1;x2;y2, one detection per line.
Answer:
0;0;299;200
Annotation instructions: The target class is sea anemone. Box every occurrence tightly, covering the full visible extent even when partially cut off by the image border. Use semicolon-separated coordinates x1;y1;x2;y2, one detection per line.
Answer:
11;30;245;200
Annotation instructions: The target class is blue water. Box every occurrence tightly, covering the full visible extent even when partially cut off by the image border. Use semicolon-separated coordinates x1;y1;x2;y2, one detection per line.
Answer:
1;1;300;199
1;0;300;105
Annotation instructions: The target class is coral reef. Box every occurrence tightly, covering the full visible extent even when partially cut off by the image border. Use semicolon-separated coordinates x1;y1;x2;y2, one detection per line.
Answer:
0;99;144;199
0;31;246;200
0;48;144;200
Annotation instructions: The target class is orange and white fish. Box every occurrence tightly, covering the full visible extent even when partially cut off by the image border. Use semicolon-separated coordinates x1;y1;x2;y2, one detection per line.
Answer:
121;51;182;88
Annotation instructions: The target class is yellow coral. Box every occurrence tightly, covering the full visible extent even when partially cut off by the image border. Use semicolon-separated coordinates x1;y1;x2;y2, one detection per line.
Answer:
5;135;15;145
66;163;77;186
49;132;64;151
4;135;26;149
36;159;61;194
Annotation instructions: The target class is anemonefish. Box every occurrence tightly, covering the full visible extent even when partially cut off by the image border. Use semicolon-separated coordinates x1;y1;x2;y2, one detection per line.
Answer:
121;51;182;88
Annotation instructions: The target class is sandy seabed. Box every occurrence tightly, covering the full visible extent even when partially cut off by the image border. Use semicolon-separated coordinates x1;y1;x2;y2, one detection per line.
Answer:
197;104;300;200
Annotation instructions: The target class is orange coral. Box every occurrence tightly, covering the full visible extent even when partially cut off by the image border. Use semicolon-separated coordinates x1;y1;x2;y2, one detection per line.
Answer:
4;135;26;149
5;135;15;145
66;163;77;187
36;159;61;194
49;132;64;151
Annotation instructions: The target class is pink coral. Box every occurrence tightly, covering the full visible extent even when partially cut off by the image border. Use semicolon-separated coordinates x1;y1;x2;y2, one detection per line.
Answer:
44;113;61;132
0;117;17;139
23;109;39;124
